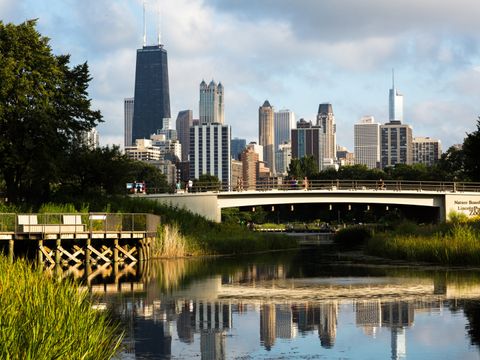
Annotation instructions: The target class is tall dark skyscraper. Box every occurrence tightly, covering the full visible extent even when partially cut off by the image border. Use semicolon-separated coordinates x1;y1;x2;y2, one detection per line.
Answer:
132;44;171;142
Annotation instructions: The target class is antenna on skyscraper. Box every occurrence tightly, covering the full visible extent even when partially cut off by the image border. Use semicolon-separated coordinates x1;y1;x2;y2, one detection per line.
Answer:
157;0;162;45
143;0;147;47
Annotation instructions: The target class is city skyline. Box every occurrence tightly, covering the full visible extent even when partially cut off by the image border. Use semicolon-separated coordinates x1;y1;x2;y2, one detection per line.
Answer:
2;0;480;150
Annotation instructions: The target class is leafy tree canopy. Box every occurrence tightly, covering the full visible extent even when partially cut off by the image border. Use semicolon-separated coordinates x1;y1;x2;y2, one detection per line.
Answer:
0;20;101;204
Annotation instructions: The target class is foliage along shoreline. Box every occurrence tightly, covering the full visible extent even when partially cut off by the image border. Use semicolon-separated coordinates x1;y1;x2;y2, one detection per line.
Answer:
334;214;480;266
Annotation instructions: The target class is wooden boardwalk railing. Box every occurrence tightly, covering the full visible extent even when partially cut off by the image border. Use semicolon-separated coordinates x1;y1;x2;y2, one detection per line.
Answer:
0;212;160;266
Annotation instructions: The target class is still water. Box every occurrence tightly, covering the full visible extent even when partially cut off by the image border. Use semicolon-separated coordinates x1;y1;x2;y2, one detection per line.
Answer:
84;240;480;359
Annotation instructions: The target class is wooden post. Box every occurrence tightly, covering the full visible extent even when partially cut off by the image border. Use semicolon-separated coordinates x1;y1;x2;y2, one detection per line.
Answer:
55;239;61;264
37;240;44;266
85;238;91;266
138;240;144;262
8;239;14;263
113;239;119;263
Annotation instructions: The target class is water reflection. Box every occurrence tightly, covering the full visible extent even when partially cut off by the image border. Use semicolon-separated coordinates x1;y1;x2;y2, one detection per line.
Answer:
63;250;480;359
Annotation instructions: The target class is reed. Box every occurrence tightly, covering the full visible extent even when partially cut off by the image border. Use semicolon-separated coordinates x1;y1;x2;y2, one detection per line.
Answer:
152;223;188;257
366;224;480;265
0;255;123;359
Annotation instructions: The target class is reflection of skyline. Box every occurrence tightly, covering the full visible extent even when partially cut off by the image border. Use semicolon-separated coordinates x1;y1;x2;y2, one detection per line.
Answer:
83;258;480;358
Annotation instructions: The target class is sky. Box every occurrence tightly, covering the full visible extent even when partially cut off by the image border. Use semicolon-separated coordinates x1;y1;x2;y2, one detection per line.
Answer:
2;0;480;151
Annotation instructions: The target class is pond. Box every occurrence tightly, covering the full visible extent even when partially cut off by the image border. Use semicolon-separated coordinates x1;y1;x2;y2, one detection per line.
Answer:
84;241;480;359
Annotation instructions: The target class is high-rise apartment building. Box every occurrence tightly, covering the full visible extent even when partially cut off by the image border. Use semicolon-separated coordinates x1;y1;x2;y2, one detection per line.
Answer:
316;103;336;162
291;119;323;170
380;122;413;168
389;70;403;123
413;137;442;166
176;110;193;162
231;138;246;160
199;80;224;124
274;109;295;173
124;97;134;147
132;44;170;142
354;116;380;169
259;100;275;174
189;123;231;187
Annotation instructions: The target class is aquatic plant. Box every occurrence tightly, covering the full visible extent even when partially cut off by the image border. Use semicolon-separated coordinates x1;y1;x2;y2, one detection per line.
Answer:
0;255;123;359
366;223;480;265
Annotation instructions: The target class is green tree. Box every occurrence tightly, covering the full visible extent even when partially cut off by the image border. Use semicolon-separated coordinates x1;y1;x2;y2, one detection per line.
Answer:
462;118;480;181
287;155;319;178
0;20;101;204
193;174;221;192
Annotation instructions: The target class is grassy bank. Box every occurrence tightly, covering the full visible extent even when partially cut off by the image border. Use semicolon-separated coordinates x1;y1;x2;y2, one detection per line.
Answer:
0;255;122;359
366;221;480;265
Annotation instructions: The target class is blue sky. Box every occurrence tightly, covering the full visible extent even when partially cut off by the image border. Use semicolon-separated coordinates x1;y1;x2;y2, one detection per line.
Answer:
2;0;480;151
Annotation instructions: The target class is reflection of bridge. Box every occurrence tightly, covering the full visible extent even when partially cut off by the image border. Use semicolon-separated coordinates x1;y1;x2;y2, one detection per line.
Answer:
144;180;480;222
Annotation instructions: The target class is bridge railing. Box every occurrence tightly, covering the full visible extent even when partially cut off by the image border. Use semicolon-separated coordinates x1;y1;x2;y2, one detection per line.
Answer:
148;179;480;194
0;213;160;235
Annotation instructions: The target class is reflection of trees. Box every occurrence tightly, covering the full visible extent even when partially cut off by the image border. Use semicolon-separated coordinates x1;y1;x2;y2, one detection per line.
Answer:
462;300;480;347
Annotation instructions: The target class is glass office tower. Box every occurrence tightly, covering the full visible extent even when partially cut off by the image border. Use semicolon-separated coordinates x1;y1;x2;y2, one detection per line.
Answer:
132;45;171;142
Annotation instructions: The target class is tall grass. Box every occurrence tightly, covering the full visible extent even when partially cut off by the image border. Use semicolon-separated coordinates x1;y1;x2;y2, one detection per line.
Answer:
366;224;480;265
153;223;188;257
0;255;123;359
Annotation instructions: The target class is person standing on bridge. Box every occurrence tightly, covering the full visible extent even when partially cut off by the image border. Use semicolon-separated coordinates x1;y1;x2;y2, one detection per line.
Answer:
304;176;309;191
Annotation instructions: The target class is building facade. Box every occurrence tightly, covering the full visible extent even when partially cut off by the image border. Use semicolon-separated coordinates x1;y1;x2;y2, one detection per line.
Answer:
354;116;380;169
189;123;231;187
291;119;323;170
199;80;224;124
132;45;171;142
413;137;442;166
125;139;161;161
275;142;292;175
175;110;193;162
259;100;275;174
274;109;295;173
124;97;134;147
316;103;336;162
241;144;260;190
231;138;247;161
380;122;413;168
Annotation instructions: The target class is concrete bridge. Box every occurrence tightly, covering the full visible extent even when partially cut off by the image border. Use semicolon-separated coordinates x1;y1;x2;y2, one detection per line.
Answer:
144;180;480;222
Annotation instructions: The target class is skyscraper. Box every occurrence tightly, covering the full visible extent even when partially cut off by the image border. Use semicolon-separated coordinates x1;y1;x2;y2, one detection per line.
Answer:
132;44;171;142
231;138;246;160
316;103;336;161
189;123;231;187
354;116;380;169
259;100;275;174
380;122;413;168
274;109;295;173
413;137;442;166
176;110;193;162
291;119;323;170
124;97;134;147
199;80;224;124
389;70;403;123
